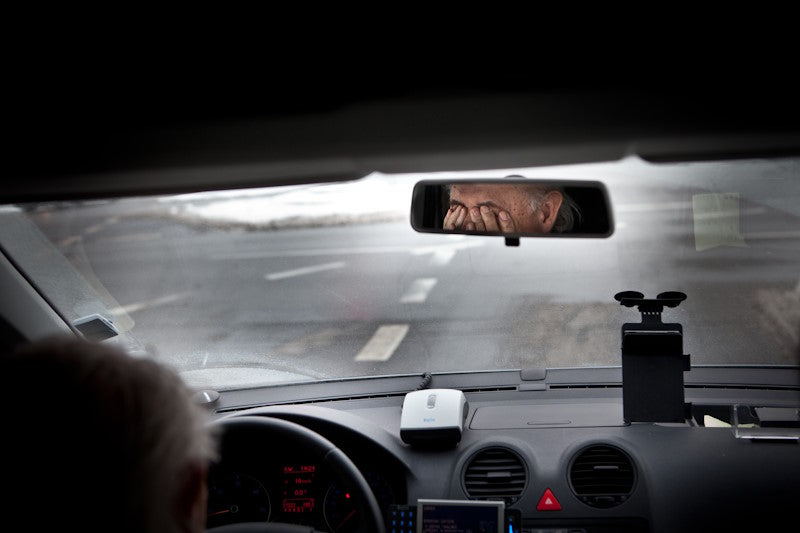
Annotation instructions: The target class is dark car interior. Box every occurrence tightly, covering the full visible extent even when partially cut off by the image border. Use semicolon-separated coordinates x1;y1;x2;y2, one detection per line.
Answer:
4;52;800;533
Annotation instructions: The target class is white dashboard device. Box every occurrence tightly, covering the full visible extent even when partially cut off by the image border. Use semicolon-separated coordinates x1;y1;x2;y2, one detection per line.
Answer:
400;389;468;447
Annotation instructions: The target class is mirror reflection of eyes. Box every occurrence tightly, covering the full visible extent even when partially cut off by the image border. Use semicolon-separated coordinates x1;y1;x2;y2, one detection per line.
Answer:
411;179;614;239
449;200;502;210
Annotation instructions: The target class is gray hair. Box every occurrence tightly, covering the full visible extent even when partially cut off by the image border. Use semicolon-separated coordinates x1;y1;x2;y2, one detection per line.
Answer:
528;186;581;233
3;336;218;533
500;175;580;233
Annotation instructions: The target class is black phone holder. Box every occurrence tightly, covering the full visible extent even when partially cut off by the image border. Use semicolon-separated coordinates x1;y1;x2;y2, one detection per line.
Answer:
615;291;691;424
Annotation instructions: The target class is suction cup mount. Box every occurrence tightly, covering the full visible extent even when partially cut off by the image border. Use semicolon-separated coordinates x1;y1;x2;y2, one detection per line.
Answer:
615;291;687;324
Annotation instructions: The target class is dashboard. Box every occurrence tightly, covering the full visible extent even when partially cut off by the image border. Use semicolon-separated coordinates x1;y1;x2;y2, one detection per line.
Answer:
208;460;402;531
207;409;407;532
205;368;800;533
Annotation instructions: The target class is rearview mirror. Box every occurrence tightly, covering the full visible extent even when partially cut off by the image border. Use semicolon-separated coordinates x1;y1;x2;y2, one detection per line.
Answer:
410;179;614;238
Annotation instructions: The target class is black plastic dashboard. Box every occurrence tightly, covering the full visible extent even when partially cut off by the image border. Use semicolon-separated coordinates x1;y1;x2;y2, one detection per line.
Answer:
205;368;800;533
207;408;407;532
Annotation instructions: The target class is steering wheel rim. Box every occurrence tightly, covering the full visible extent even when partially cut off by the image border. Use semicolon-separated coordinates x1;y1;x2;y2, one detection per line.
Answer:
207;415;386;533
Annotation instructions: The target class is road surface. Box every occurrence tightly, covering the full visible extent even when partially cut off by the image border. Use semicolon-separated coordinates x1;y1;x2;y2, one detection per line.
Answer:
16;173;799;390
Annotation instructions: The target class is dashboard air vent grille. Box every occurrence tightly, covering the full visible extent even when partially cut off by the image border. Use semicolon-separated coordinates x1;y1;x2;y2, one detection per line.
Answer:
463;447;527;505
569;444;636;508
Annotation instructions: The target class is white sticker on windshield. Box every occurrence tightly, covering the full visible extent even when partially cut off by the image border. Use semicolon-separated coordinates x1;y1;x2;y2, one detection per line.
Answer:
692;193;748;252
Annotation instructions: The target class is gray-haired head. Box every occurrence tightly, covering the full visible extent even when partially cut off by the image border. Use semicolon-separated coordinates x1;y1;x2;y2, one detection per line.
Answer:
527;185;580;233
3;336;218;533
445;178;581;233
502;174;580;233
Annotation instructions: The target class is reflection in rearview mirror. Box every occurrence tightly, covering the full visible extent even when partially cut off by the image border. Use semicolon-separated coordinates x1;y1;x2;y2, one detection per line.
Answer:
410;178;614;238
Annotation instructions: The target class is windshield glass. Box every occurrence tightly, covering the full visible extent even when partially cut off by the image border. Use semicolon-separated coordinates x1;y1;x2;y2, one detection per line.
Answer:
2;156;798;390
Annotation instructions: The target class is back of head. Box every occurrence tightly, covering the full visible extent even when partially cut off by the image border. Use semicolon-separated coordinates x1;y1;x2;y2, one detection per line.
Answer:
1;336;216;533
504;175;581;233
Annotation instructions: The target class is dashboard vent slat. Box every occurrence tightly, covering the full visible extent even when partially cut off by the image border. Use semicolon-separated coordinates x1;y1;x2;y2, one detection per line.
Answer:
462;447;527;505
569;445;636;509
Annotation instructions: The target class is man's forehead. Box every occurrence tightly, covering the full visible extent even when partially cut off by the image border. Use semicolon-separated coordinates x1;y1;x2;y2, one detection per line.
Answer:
451;183;529;198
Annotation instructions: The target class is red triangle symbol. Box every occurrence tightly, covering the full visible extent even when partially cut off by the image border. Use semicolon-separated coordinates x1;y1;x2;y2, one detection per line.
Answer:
536;488;562;511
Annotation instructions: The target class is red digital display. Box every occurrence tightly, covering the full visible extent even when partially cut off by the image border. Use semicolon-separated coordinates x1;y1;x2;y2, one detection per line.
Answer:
283;498;315;513
281;464;316;513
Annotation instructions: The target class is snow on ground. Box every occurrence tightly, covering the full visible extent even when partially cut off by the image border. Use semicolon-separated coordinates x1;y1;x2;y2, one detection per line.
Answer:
151;162;636;229
158;172;419;228
148;156;797;229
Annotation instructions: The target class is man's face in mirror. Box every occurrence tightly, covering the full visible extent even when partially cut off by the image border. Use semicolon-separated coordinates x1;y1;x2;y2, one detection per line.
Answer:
444;183;564;234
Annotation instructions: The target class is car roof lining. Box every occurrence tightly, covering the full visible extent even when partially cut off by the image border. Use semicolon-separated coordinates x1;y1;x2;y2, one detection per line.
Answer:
5;85;800;203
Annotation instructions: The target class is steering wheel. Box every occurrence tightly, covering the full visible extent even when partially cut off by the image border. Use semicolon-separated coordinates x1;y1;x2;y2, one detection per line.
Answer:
207;415;386;533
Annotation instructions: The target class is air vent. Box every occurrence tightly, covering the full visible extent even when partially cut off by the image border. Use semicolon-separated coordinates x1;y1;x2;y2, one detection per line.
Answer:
463;447;527;505
569;445;636;508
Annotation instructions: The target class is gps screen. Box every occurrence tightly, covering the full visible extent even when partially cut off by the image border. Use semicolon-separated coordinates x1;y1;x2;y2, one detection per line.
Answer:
418;499;503;533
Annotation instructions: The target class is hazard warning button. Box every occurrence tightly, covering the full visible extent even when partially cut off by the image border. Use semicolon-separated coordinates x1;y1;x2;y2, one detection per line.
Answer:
536;488;562;511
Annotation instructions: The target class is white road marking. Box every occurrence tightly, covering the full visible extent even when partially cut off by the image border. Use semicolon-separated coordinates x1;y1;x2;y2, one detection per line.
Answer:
58;216;123;246
84;223;105;234
430;249;457;266
84;216;122;235
109;292;188;315
212;241;485;262
214;245;418;260
266;261;345;281
59;235;83;247
354;324;410;362
411;241;484;266
101;231;163;243
400;278;438;303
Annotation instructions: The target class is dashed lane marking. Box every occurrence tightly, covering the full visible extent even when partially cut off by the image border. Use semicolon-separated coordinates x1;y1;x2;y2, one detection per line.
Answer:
265;261;345;281
354;324;410;362
109;292;189;315
400;278;438;303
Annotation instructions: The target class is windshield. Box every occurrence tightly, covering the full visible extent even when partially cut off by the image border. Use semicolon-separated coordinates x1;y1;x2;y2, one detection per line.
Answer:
2;156;798;390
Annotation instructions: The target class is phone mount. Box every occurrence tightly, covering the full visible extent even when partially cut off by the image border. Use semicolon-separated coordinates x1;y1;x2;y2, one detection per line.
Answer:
615;291;691;424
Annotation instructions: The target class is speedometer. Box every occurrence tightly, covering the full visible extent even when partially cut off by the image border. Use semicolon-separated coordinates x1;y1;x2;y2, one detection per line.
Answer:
207;469;271;529
323;469;396;533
